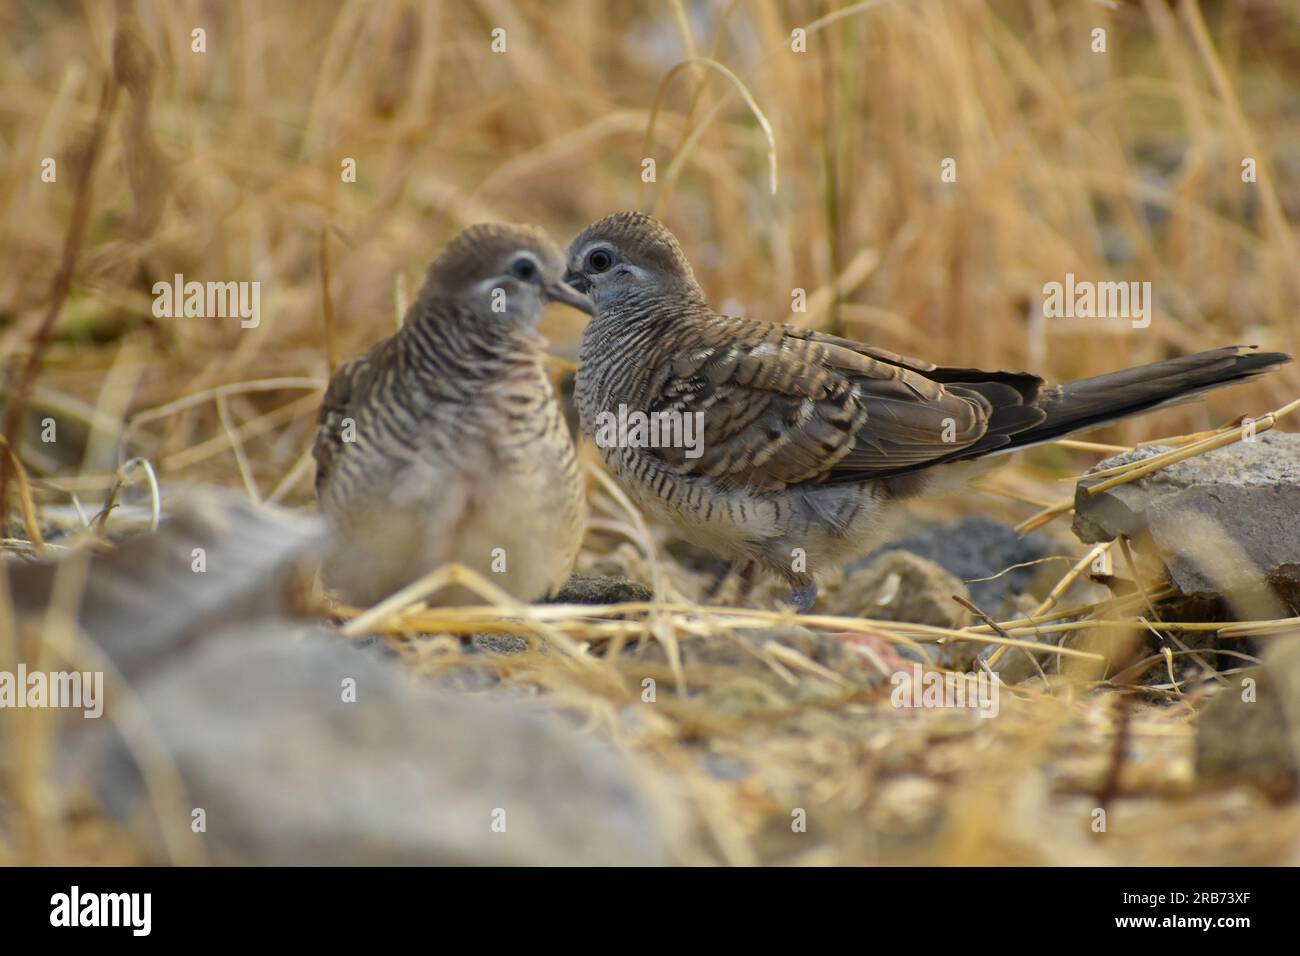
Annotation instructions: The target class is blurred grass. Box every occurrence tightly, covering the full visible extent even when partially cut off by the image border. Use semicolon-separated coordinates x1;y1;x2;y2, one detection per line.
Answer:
1;0;1296;500
1;0;1299;865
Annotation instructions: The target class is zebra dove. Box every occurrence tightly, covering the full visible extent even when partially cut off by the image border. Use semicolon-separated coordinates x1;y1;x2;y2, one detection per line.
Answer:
314;223;593;607
565;211;1290;611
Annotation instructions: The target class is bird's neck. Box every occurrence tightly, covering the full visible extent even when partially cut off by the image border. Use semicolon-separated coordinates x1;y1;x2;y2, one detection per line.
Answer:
398;303;545;387
577;286;708;416
591;283;708;337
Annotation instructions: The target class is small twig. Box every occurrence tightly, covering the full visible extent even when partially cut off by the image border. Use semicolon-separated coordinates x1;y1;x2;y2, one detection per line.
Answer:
1052;438;1131;454
124;377;325;438
972;481;1057;509
1095;692;1133;816
953;594;1010;639
1219;617;1300;638
0;436;47;554
215;395;261;503
1014;497;1074;535
968;584;1179;635
1117;537;1160;622
1079;393;1300;496
320;226;339;377
267;445;317;505
0;75;117;536
91;456;161;534
987;541;1112;668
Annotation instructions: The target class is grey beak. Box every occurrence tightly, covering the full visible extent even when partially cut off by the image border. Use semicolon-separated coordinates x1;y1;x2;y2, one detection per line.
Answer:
546;278;596;316
562;269;591;295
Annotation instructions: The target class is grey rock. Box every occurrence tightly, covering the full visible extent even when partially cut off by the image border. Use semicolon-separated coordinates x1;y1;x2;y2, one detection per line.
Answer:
1073;432;1300;609
8;489;327;681
699;752;753;782
825;550;970;629
80;626;681;865
629;624;882;688
1196;635;1300;794
428;663;502;693
983;633;1048;685
18;489;680;865
896;641;942;667
1195;671;1294;790
856;516;1056;614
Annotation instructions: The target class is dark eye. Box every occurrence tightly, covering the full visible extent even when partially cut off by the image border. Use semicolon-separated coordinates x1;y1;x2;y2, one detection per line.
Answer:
587;249;613;273
510;256;538;280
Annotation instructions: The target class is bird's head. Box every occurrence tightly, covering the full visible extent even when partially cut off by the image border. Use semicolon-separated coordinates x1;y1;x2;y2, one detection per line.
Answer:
565;211;702;313
419;222;595;324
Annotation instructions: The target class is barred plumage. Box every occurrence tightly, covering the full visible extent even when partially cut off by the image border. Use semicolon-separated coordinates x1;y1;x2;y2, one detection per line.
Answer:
566;211;1291;611
314;223;592;606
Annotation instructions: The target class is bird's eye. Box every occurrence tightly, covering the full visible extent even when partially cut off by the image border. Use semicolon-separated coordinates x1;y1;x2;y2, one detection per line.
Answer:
510;256;538;280
587;249;613;273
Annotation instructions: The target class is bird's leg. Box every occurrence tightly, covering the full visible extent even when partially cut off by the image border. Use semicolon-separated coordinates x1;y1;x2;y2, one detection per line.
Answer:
735;560;758;603
703;558;758;604
702;561;736;601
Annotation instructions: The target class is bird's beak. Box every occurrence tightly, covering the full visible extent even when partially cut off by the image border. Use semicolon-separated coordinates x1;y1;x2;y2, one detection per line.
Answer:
562;268;590;295
546;277;595;316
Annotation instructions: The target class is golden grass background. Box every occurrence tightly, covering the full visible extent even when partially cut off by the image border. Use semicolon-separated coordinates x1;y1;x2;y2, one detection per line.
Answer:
2;0;1299;865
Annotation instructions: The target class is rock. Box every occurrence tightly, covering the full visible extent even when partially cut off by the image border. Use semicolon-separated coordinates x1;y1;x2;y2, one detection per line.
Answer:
629;624;882;689
78;625;682;865
824;550;970;629
1195;671;1295;791
856;516;1056;615
1195;636;1300;795
469;632;531;655
1073;431;1300;611
985;632;1048;685
8;489;327;680
699;752;753;782
549;573;653;605
16;491;680;865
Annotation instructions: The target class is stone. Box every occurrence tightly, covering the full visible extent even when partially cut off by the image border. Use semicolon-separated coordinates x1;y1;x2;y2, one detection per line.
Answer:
7;489;327;680
77;626;682;865
856;516;1057;615
548;573;653;605
627;624;883;691
469;632;531;655
985;632;1048;685
1196;635;1300;795
824;549;970;628
17;493;682;866
1073;431;1300;611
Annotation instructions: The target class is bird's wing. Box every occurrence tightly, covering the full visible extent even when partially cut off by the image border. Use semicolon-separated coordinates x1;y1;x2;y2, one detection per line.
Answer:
312;344;383;493
638;316;1048;492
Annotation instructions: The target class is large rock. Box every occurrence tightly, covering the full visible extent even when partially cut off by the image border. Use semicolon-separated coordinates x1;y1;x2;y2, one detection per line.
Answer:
1073;432;1300;609
855;516;1056;615
13;490;681;865
823;550;969;629
8;490;327;680
77;626;683;865
1196;635;1300;794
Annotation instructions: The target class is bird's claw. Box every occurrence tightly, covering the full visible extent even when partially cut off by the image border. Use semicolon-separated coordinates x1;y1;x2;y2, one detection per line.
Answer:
787;582;818;614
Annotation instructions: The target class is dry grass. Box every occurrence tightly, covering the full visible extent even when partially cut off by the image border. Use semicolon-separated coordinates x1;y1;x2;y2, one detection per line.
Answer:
2;0;1299;865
